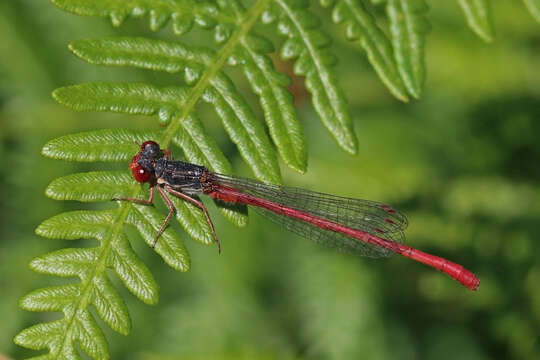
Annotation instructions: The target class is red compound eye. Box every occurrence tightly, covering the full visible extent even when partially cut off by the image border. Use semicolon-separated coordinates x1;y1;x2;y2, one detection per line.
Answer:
129;154;152;183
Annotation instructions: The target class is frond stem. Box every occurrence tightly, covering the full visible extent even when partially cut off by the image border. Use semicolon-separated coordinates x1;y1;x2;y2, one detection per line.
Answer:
53;198;135;358
161;0;271;147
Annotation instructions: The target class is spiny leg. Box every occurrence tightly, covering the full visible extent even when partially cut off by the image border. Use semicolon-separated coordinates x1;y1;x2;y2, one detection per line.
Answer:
165;186;221;254
154;186;176;248
112;186;155;204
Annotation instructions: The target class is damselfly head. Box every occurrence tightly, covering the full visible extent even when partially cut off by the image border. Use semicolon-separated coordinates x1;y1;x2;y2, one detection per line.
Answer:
140;140;161;159
129;140;160;183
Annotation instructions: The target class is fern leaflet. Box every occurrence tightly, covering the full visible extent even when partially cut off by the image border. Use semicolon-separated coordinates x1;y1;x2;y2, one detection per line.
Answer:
457;0;493;43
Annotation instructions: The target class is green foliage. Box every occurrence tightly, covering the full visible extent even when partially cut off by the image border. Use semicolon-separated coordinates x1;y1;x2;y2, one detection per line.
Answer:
523;0;540;23
264;0;357;153
457;0;493;42
12;0;540;359
237;34;307;172
386;0;430;99
323;0;410;102
15;207;161;358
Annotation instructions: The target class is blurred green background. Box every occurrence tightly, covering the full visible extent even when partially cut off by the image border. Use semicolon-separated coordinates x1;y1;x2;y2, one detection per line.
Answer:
1;1;539;359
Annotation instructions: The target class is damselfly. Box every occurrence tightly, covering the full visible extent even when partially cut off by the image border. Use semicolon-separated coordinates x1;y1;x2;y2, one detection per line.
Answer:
115;141;480;290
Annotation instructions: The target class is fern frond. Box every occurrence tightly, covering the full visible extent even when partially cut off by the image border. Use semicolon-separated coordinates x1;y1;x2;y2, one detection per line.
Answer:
14;201;175;358
386;0;430;99
322;0;409;102
457;0;493;43
35;210;160;305
51;0;234;32
68;38;281;184
523;0;540;23
202;73;281;183
237;34;307;173
265;0;358;154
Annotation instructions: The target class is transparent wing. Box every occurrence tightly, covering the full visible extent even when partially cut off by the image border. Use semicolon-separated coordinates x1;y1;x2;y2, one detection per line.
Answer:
213;174;407;258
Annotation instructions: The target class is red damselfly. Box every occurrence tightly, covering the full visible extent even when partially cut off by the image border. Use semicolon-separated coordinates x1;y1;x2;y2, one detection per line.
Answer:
115;141;480;290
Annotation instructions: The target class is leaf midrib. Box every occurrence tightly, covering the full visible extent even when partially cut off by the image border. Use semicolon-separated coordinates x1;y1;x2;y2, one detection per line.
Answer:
54;201;133;358
161;0;271;147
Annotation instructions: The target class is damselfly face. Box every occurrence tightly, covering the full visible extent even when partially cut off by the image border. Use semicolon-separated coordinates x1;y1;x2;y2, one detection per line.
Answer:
129;140;161;183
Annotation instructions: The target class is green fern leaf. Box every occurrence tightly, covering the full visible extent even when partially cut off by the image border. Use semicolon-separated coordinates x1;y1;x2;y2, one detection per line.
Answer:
523;0;540;22
20;284;81;312
36;210;159;304
265;0;358;154
42;128;159;162
15;314;108;360
19;0;456;357
16;196;182;359
109;232;159;304
203;73;281;183
36;210;113;241
323;0;410;102
91;274;132;334
237;33;307;173
457;0;493;42
52;82;185;126
386;0;430;99
68;37;214;81
127;203;190;271
51;0;230;33
68;37;281;183
30;248;99;278
46;171;137;202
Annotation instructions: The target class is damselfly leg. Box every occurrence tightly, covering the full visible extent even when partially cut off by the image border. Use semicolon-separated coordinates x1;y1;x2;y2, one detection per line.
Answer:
113;185;220;251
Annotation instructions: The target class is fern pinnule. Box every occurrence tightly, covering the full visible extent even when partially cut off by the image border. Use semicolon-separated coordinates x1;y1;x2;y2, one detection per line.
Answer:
202;73;282;184
42;128;160;162
387;0;430;99
457;0;493;43
51;0;233;32
15;199;167;359
238;33;307;173
323;0;409;102
53;82;187;126
68;38;282;184
265;0;358;155
523;0;540;23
